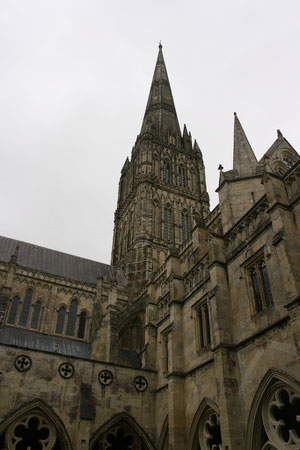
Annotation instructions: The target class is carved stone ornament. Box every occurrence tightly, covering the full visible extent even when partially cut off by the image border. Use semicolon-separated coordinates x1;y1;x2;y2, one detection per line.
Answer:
98;369;113;386
134;375;148;392
262;385;300;449
14;355;32;372
6;413;57;450
58;362;74;379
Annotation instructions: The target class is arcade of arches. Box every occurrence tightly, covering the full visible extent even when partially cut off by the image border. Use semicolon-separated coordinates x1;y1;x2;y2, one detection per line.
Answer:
1;375;299;450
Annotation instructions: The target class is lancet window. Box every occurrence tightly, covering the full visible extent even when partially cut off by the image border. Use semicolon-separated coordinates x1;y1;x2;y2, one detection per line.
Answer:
55;306;66;334
56;300;88;340
7;295;20;324
181;212;189;242
18;289;33;327
163;161;171;183
249;258;273;313
178;166;186;187
30;300;42;329
66;299;78;336
163;207;172;241
196;301;211;350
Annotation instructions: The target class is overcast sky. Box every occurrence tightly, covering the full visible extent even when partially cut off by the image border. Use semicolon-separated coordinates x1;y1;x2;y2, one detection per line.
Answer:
0;0;299;264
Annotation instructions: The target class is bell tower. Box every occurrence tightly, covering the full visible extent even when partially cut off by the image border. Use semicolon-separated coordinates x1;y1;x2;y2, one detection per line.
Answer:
111;44;209;289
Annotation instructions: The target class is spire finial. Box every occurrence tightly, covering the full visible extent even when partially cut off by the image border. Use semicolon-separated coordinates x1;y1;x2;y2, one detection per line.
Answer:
159;40;162;49
277;129;283;138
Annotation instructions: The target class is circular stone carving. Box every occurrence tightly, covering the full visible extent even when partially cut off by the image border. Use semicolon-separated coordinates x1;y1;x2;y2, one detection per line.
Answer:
98;370;113;386
58;362;74;379
6;413;57;450
134;375;148;392
14;355;31;372
262;384;300;449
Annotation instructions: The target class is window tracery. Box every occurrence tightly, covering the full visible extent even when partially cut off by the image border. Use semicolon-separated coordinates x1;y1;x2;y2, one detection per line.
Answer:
198;408;222;450
93;422;144;450
262;386;300;449
6;413;57;450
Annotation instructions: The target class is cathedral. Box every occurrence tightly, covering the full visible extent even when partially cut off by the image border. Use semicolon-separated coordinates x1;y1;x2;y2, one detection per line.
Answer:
0;44;299;450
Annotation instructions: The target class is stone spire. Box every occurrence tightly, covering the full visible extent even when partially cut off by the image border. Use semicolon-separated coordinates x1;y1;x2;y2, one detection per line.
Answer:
233;112;258;177
140;44;181;141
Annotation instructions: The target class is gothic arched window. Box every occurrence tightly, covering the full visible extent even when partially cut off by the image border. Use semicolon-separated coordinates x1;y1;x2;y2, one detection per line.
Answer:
66;299;78;336
248;257;273;313
55;306;66;334
18;289;33;327
163;207;172;240
181;212;189;241
163;161;171;183
30;300;42;329
77;311;87;339
179;166;186;187
7;295;20;325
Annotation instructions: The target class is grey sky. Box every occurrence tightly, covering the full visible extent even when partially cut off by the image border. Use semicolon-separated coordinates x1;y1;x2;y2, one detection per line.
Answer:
0;0;299;264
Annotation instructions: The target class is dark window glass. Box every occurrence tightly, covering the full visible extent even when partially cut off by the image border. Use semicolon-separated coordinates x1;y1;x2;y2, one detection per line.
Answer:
181;213;189;241
66;299;78;336
179;167;185;187
205;306;211;345
18;289;33;327
163;162;170;183
251;268;263;312
55;306;66;334
7;295;20;324
198;309;204;348
77;311;87;339
260;262;273;308
164;207;172;240
30;301;41;329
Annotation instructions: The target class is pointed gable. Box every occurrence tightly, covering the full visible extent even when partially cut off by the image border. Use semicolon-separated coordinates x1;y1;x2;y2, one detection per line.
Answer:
233;112;258;177
140;44;181;142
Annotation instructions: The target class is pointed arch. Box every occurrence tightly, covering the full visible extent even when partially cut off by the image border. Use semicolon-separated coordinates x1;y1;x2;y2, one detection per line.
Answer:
187;398;220;450
0;399;72;450
246;368;300;449
89;412;155;450
157;415;169;450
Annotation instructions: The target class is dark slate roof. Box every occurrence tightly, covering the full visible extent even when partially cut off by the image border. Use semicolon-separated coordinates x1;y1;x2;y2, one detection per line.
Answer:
0;325;91;358
0;235;125;285
118;348;142;368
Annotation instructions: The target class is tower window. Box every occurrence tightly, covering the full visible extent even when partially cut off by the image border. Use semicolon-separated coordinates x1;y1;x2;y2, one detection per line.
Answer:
181;212;189;241
178;166;185;187
196;301;211;349
248;257;273;313
163;207;172;240
163;161;171;183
